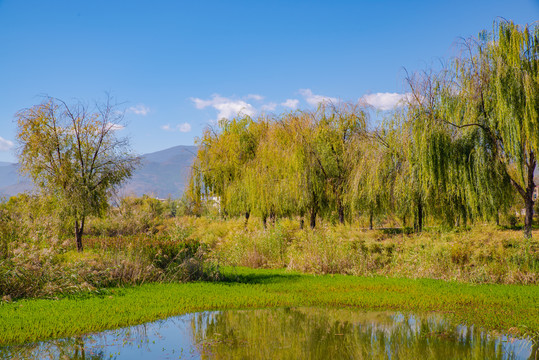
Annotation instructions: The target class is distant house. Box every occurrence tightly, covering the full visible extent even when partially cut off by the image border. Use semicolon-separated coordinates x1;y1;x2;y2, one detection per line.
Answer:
517;185;539;216
204;195;221;214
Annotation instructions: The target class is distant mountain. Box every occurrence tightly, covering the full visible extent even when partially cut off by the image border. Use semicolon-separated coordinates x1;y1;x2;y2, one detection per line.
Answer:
0;163;33;198
120;145;197;198
0;145;198;199
2;147;539;200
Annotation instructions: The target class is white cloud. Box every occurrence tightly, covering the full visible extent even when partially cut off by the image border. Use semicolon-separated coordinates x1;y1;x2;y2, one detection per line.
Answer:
178;123;191;132
191;98;213;109
299;89;337;106
106;123;125;131
261;103;277;112
246;94;264;101
127;104;150;116
361;92;410;111
161;123;192;133
191;94;256;120
281;99;299;109
0;137;13;151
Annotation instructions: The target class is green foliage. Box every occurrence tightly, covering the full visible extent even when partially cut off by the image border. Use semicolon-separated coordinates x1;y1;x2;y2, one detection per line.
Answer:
405;21;539;236
15;96;139;250
189;115;262;217
186;20;539;234
188;104;368;227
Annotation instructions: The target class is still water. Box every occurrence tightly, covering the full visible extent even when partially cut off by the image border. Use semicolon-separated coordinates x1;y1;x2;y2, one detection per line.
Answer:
1;307;536;360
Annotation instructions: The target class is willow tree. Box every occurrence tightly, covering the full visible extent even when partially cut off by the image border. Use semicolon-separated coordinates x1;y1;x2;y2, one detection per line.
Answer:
223;118;269;222
403;73;461;230
189;115;259;218
16;97;138;251
349;129;395;229
276;111;325;228
490;21;539;236
354;112;429;231
422;21;539;237
313;103;367;223
404;62;516;231
284;104;367;227
242;115;309;227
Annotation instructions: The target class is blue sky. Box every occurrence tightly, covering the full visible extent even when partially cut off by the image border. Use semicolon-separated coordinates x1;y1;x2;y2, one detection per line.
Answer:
0;0;538;162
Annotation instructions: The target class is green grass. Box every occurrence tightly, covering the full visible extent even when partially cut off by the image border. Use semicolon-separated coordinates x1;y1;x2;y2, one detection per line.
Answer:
1;267;538;346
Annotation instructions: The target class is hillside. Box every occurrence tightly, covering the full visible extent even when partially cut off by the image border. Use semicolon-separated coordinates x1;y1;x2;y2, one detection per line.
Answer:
0;145;197;199
120;145;197;198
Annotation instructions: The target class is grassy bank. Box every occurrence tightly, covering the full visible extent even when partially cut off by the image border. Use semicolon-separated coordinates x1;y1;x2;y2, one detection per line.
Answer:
3;199;539;303
1;267;538;346
182;216;539;284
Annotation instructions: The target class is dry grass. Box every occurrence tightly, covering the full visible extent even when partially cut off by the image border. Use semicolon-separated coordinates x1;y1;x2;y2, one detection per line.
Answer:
179;216;539;284
0;233;217;300
2;211;537;301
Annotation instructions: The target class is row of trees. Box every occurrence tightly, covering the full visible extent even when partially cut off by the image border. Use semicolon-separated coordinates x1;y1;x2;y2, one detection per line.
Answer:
189;103;367;229
188;21;539;237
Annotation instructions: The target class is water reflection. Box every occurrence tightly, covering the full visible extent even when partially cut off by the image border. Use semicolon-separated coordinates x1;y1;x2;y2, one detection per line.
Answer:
191;308;535;360
1;308;535;360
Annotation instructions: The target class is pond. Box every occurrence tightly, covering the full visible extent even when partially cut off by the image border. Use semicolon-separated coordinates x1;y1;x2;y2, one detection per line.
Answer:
1;307;536;359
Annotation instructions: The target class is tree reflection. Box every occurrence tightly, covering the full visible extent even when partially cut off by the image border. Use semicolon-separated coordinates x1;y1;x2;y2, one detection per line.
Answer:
1;308;535;359
0;336;106;360
190;308;534;360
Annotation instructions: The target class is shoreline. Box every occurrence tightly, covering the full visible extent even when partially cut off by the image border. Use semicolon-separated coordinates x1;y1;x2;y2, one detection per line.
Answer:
1;267;538;346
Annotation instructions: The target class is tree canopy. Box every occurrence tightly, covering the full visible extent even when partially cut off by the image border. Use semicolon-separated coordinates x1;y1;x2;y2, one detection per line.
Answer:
406;21;539;236
16;96;139;251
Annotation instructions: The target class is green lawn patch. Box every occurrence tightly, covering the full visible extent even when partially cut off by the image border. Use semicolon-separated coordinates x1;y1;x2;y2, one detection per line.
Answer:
1;267;538;345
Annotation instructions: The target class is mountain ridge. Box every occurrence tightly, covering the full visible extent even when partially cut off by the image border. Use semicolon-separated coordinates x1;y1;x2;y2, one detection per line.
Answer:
0;145;197;199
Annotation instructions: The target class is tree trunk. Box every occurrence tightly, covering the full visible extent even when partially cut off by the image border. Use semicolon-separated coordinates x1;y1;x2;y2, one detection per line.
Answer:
461;204;467;228
244;211;250;227
337;197;345;224
524;194;534;238
74;336;85;358
510;177;535;237
262;215;267;229
523;152;536;238
269;210;276;225
369;210;373;230
418;201;423;232
300;217;304;229
75;217;85;252
310;208;317;229
414;199;423;233
529;340;538;360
